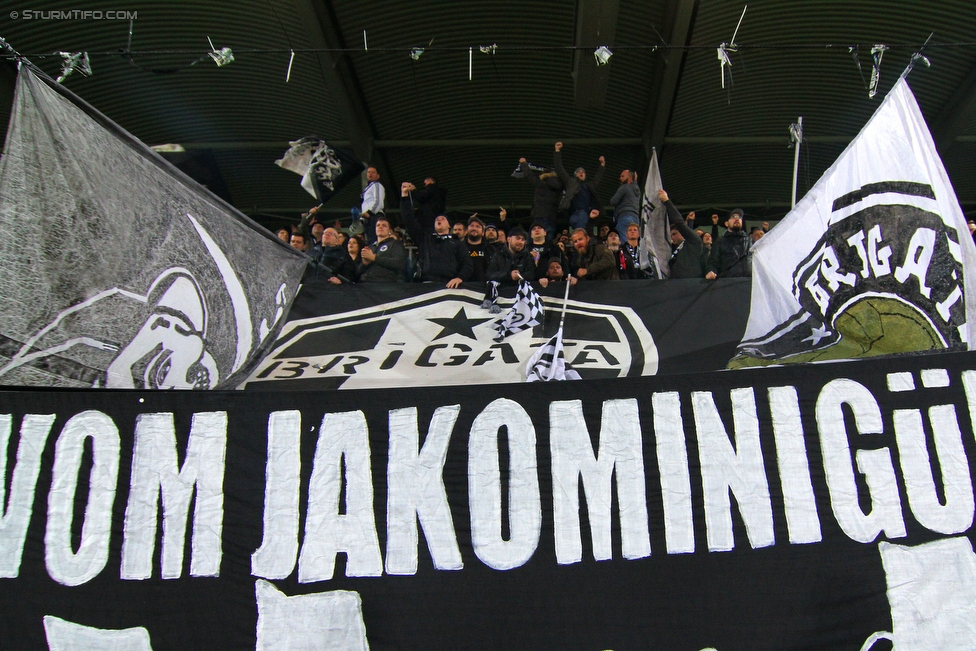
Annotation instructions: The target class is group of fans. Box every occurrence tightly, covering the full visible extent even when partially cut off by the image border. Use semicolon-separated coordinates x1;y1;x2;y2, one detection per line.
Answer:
278;143;771;287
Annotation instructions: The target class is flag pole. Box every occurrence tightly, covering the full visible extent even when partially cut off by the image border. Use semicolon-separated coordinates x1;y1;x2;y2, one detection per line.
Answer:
558;275;572;332
790;116;803;208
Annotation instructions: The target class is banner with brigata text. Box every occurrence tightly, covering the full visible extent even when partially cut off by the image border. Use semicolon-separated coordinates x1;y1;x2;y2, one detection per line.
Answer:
4;350;976;649
245;278;751;389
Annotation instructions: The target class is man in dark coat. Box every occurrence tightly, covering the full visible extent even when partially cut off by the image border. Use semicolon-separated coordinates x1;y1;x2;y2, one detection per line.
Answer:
312;227;357;284
487;226;536;285
359;216;406;283
519;158;562;241
412;176;448;233
659;190;704;279
554;141;606;231
706;208;752;279
401;182;471;288
527;220;566;273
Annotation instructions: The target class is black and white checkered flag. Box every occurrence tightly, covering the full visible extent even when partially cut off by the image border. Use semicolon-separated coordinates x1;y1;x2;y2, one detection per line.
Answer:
525;326;581;381
493;279;543;341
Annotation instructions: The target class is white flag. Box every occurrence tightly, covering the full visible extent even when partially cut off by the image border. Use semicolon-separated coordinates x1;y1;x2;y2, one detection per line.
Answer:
493;280;544;340
638;149;670;278
733;77;976;368
525;326;581;381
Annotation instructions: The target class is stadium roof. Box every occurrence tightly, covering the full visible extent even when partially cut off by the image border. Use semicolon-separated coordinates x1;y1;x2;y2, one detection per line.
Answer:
2;0;975;228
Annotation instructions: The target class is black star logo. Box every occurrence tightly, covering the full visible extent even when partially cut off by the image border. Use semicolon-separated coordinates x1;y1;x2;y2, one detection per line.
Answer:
428;307;491;341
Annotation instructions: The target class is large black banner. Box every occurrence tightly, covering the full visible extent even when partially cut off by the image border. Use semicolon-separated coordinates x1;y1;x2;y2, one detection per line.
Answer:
244;278;752;390
4;350;976;649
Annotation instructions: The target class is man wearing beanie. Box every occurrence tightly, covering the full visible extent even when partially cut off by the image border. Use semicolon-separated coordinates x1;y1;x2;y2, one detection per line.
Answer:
706;208;752;279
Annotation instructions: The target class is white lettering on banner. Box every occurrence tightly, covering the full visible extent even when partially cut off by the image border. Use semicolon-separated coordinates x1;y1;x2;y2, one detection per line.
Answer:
298;411;382;582
692;389;775;552
549;399;650;564
43;615;153;651
652;392;695;554
121;412;227;580
468;398;541;570
45;410;120;586
893;404;974;535
0;413;56;578
893;228;936;298
768;387;822;544
8;366;976;587
254;580;371;651
386;406;463;574
252;411;302;580
817;379;907;543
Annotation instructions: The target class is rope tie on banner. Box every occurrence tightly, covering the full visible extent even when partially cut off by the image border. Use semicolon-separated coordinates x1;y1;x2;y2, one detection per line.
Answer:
867;44;888;98
900;32;934;80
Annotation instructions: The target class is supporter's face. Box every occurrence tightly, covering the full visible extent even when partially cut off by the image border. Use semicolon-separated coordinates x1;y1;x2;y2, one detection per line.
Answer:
277;229;290;242
496;231;507;244
547;261;563;279
323;229;340;246
311;224;324;242
702;232;712;245
599;226;609;238
571;232;588;253
434;215;450;234
575;169;586;181
508;234;525;253
531;225;546;243
671;229;684;245
375;220;391;239
627;224;640;241
453;223;466;238
366;167;379;182
289;235;305;250
468;222;483;239
728;216;743;230
751;229;764;242
347;238;360;255
619;170;629;184
485;228;497;242
607;232;620;249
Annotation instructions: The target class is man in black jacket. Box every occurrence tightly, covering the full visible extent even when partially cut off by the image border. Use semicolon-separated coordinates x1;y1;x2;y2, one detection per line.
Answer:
658;190;704;279
554;141;606;231
401;182;472;288
360;216;406;283
412;176;448;233
487;226;536;285
519;158;562;240
706;208;752;279
312;227;357;284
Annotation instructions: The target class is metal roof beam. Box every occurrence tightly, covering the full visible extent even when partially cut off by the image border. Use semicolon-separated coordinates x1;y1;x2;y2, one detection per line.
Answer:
571;0;620;108
642;0;699;157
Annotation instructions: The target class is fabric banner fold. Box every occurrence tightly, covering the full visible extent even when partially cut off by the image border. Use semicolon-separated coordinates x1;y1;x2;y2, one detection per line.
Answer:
733;77;976;368
0;67;307;389
639;149;670;279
